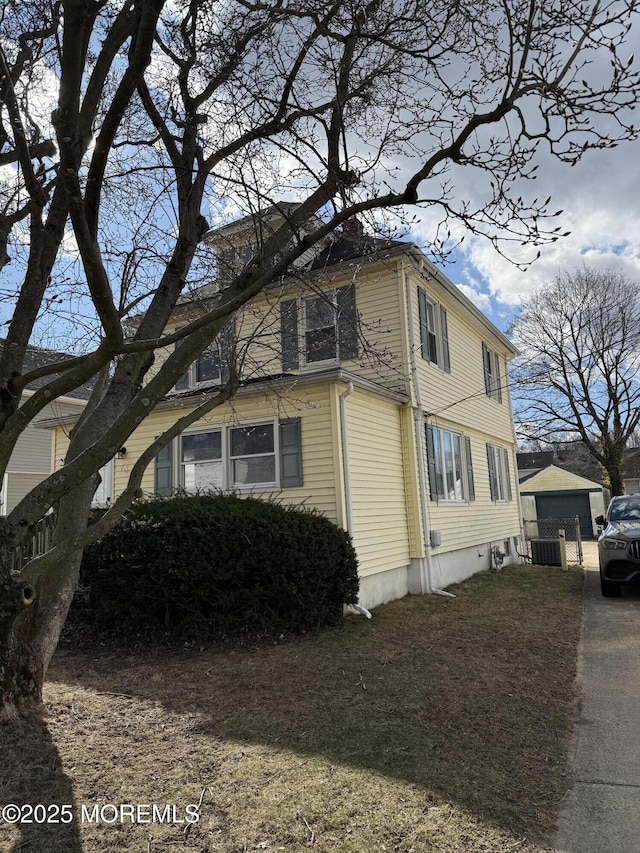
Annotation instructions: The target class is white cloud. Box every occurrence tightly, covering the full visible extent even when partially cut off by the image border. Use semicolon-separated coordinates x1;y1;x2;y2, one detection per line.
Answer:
454;282;491;311
408;139;640;312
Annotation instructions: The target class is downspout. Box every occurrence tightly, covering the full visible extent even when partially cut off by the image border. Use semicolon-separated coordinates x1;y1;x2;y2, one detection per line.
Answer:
404;264;456;599
339;381;355;537
506;356;526;557
340;381;372;618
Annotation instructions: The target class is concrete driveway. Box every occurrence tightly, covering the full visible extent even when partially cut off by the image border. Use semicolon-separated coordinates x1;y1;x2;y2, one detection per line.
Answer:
555;546;640;852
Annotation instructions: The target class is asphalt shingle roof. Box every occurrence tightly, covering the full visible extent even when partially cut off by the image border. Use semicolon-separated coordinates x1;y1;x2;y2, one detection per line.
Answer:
0;338;95;400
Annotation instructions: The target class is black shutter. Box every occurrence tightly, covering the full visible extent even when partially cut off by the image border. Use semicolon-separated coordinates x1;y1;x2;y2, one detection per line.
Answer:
504;448;512;501
217;247;235;285
337;284;358;360
494;351;503;403
279;418;303;487
219;319;236;382
482;342;491;395
465;436;475;501
425;425;437;500
281;299;299;370
154;440;173;495
418;288;430;361
440;306;450;372
173;327;190;389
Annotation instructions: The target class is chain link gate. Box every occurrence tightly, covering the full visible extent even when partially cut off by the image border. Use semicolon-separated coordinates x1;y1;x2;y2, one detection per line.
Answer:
522;517;583;566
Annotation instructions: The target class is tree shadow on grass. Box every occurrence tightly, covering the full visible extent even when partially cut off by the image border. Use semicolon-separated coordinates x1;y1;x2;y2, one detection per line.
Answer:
0;710;82;853
47;567;584;845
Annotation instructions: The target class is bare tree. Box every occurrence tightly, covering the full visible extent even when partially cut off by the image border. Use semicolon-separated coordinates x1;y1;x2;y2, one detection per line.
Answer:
510;267;640;496
1;0;639;717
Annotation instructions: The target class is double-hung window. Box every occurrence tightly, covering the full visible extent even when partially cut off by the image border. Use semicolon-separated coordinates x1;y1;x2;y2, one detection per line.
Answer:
174;322;234;392
229;424;276;486
180;424;276;491
181;430;223;491
303;291;340;364
155;418;303;495
482;343;502;402
217;242;256;286
418;287;450;371
426;426;475;502
280;285;358;370
486;443;513;502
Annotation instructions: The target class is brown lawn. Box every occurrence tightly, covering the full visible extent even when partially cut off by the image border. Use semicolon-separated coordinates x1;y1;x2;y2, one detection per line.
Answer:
0;564;583;852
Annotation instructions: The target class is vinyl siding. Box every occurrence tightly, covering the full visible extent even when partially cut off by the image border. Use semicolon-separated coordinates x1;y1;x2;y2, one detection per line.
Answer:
422;419;521;554
189;266;409;392
345;390;411;577
9;398;82;474
407;270;515;445
344;269;407;392
112;384;340;522
4;471;52;515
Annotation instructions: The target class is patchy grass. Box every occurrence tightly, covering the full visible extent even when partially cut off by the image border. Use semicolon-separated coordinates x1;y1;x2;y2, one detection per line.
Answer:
1;564;583;852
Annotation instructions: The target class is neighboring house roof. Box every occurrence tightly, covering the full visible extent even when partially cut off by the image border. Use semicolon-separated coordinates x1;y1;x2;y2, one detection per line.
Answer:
518;467;543;484
0;338;95;400
518;463;603;492
518;446;640;487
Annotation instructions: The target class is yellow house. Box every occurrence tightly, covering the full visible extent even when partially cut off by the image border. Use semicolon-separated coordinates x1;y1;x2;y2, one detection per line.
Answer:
44;209;522;609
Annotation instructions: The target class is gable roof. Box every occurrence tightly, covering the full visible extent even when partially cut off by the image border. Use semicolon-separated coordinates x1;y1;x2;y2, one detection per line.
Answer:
518;463;603;492
0;338;95;400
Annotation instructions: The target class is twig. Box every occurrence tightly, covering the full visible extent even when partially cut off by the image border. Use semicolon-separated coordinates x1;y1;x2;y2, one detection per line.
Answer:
300;813;316;844
183;786;207;837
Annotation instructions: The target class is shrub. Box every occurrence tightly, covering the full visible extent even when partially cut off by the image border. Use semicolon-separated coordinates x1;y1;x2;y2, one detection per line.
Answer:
68;494;359;643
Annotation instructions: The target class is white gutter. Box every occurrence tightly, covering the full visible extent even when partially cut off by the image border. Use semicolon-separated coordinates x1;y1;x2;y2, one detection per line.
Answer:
403;264;455;599
339;381;355;536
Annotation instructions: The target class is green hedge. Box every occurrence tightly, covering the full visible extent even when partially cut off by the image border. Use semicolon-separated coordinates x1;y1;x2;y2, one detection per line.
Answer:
68;494;359;643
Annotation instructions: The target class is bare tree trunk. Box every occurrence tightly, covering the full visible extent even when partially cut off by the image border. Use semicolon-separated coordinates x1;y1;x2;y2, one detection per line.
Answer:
607;463;625;497
11;480;97;688
0;529;39;719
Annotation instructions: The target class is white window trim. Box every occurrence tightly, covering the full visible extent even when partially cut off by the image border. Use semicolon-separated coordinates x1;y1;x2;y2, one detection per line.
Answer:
178;418;280;493
181;346;222;391
418;288;450;372
423;294;441;367
487;443;510;502
431;426;469;504
300;289;341;369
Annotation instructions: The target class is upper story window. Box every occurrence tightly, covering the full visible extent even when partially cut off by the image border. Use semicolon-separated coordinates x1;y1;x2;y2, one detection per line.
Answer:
280;284;358;371
303;292;341;364
425;425;475;502
174;322;234;392
486;443;513;502
217;242;256;285
418;287;450;372
482;342;502;402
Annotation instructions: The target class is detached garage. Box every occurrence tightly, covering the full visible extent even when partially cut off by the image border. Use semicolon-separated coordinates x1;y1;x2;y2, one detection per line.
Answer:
518;464;606;540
